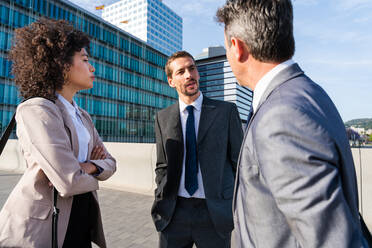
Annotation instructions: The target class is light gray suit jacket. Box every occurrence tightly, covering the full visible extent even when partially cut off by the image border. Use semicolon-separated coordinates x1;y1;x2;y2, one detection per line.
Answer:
234;64;365;247
0;98;116;248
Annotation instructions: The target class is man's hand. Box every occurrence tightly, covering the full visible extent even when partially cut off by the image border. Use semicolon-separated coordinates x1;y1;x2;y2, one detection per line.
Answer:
91;145;107;160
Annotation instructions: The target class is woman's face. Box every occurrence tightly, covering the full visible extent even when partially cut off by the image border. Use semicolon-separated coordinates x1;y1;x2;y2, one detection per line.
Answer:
65;48;95;91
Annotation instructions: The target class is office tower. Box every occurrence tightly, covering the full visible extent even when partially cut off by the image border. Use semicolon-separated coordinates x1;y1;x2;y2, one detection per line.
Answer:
196;46;253;124
102;0;182;56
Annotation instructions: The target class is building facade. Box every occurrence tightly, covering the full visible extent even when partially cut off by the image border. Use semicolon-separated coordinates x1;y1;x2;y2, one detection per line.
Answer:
196;46;253;124
0;0;177;143
102;0;182;56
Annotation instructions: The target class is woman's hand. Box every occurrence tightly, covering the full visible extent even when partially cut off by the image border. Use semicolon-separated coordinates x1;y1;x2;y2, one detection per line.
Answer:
79;162;98;175
91;145;107;160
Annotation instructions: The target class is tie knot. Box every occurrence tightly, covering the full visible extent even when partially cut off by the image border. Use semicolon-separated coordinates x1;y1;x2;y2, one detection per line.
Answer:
186;105;194;114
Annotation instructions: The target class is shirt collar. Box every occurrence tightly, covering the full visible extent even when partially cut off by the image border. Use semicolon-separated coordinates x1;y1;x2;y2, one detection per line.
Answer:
57;94;82;117
179;92;203;113
252;59;295;113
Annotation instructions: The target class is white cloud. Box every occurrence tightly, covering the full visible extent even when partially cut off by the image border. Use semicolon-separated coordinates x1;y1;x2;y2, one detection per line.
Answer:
334;0;372;10
318;30;372;44
306;59;372;67
295;16;372;46
353;15;372;23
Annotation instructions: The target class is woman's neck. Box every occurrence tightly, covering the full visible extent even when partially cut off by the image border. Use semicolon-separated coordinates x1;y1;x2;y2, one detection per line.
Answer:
56;86;77;104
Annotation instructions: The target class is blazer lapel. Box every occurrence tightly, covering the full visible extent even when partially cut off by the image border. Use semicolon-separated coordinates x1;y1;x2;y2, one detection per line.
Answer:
55;98;79;159
79;110;94;159
197;97;218;144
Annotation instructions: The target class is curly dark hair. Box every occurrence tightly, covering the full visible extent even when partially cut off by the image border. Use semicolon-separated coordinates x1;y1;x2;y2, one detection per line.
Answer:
9;17;90;100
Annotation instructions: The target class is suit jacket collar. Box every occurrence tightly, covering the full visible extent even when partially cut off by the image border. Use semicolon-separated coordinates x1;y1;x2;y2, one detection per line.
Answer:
247;63;304;130
257;63;304;110
252;59;295;112
198;96;218;144
55;98;80;159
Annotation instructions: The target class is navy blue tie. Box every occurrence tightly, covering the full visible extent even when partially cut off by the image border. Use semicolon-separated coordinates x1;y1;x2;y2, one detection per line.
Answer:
185;105;198;196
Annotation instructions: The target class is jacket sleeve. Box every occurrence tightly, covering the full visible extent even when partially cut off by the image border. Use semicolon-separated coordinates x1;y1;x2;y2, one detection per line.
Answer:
254;104;362;247
228;104;244;175
16;101;98;198
154;112;167;198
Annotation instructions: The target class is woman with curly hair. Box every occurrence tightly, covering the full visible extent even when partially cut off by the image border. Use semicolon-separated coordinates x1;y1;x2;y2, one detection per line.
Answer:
0;18;116;248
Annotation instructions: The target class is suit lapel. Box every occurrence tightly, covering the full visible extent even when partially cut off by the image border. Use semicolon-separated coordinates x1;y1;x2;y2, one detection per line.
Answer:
55;98;79;159
197;97;218;144
165;102;184;186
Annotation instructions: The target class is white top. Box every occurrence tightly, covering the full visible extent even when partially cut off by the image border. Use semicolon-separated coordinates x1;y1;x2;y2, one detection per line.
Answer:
252;59;295;113
58;94;91;163
177;92;206;198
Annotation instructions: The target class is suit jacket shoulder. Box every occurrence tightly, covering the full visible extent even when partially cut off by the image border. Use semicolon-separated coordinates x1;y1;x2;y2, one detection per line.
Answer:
17;97;63;121
157;101;179;117
202;96;237;109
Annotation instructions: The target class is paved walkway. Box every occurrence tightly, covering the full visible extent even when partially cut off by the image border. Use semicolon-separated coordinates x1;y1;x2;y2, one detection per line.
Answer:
0;171;158;248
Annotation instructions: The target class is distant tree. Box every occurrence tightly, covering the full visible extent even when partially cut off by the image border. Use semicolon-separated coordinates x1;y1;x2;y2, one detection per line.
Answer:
344;118;372;129
369;134;372;142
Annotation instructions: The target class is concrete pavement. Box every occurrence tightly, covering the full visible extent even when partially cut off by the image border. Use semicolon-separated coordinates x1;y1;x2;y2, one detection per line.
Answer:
0;171;158;248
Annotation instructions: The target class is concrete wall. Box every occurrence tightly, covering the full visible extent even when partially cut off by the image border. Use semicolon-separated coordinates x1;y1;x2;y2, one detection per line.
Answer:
0;140;157;195
0;140;371;230
351;148;372;231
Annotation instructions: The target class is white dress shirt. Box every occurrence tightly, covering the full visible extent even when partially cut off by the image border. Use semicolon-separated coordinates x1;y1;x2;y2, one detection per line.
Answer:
58;94;91;163
177;92;206;198
252;59;295;113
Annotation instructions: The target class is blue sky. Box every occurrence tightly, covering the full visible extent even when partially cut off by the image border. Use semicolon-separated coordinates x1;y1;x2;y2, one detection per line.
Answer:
69;0;372;122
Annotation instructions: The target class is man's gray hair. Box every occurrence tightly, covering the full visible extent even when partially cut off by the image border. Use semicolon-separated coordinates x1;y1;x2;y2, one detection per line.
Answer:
216;0;295;63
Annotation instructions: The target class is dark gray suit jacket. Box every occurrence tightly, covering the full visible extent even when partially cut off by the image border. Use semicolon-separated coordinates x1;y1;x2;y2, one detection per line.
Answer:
234;63;365;247
151;96;243;236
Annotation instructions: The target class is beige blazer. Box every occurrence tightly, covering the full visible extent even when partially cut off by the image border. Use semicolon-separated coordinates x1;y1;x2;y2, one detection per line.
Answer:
0;97;116;248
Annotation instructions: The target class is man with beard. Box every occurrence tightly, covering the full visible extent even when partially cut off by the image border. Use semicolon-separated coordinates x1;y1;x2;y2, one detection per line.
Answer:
151;51;243;248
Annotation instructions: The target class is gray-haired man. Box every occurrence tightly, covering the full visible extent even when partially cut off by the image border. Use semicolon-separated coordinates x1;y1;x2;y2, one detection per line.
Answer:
216;0;368;247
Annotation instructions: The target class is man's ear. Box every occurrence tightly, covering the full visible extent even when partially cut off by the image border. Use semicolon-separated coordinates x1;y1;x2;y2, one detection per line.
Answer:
231;37;249;62
168;77;175;88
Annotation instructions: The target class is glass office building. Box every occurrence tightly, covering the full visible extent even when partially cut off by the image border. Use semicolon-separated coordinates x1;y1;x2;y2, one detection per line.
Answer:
196;46;253;124
0;0;177;143
102;0;182;56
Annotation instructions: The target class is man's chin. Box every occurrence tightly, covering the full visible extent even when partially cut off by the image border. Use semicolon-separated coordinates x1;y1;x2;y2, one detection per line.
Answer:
185;90;199;97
